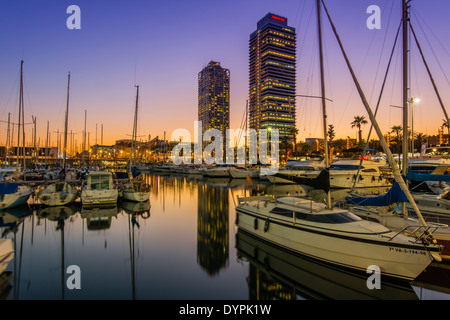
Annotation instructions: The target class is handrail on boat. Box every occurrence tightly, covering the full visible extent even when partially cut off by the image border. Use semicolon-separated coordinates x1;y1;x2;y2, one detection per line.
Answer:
388;225;441;243
237;196;275;204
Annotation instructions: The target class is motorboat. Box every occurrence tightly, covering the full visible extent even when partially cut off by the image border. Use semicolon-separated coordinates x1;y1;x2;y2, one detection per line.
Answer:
229;166;259;179
327;158;392;188
236;195;442;281
201;164;237;178
37;182;79;206
408;150;450;194
81;171;118;206
266;163;324;184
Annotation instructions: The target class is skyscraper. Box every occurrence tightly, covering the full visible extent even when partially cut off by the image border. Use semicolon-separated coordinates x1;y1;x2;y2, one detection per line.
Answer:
249;13;296;139
198;61;230;138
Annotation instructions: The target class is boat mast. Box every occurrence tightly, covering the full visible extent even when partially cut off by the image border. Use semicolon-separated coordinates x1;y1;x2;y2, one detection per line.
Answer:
5;113;10;165
63;72;70;174
130;85;139;172
402;0;409;174
319;0;429;228
83;109;87;167
317;0;332;209
16;60;26;180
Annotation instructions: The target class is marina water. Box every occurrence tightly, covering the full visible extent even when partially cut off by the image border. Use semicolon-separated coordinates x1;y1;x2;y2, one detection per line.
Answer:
1;173;450;300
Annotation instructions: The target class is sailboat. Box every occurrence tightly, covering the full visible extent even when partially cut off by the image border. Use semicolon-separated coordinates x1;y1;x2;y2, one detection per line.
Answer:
345;0;450;260
0;61;33;209
235;0;442;281
37;72;78;206
120;85;150;202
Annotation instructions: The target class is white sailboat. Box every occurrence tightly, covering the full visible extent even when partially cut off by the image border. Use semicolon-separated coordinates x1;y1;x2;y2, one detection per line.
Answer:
0;61;33;209
120;85;150;203
345;0;450;260
37;72;78;206
236;0;442;281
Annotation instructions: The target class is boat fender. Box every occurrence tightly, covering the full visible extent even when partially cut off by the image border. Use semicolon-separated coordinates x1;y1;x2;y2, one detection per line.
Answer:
141;211;150;219
254;218;258;230
264;218;270;232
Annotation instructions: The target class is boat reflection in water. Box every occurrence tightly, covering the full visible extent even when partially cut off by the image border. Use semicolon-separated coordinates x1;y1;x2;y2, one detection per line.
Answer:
236;229;419;300
1;173;450;300
0;204;33;300
80;205;119;231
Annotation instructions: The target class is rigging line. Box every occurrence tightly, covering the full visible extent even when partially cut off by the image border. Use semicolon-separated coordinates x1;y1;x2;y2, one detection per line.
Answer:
1;72;20;121
388;35;402;130
409;22;450;129
411;11;450;88
320;0;429;229
368;0;395;103
411;7;450;57
335;20;378;137
352;21;402;190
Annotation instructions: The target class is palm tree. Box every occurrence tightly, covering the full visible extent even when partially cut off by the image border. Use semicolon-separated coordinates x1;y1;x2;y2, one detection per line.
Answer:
350;115;368;145
327;124;336;143
390;125;403;155
327;124;336;158
443;119;449;144
289;127;299;154
414;132;428;152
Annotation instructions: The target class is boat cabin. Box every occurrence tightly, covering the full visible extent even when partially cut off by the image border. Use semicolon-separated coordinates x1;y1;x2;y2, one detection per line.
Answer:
86;172;113;190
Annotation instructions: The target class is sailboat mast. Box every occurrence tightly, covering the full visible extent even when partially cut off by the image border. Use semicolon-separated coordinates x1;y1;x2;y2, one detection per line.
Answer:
317;0;332;209
63;72;70;171
319;0;429;228
130;85;139;170
402;0;409;174
5;113;10;164
83;109;86;166
16;60;23;170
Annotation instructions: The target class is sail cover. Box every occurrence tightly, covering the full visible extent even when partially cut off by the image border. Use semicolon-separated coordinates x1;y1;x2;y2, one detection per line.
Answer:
345;182;408;206
407;172;450;182
0;183;18;194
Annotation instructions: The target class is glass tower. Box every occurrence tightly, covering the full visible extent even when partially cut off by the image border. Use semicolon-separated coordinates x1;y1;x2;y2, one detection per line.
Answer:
249;13;296;139
198;61;230;138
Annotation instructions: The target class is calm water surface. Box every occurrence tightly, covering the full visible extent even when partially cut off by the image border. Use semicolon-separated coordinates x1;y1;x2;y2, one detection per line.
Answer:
1;173;450;300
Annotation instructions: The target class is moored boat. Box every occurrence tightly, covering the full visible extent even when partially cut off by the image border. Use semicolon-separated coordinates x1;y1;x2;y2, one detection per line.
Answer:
236;196;441;281
37;182;79;206
81;171;118;206
0;183;32;210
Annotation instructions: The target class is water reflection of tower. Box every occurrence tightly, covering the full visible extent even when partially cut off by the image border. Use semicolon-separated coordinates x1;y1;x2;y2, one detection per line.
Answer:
197;183;229;276
247;264;295;300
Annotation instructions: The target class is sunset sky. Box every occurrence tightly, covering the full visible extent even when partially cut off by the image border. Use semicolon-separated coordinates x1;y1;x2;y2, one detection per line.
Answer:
1;0;450;149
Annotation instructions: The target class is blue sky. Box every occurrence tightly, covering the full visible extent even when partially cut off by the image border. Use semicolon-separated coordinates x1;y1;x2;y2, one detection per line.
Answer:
1;0;449;147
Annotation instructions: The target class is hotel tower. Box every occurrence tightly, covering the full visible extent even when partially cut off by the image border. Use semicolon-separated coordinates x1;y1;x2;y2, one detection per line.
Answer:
249;13;296;139
198;60;230;138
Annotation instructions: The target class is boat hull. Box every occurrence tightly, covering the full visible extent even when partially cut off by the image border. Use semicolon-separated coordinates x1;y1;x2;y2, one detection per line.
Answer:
0;186;32;210
236;203;437;281
81;189;118;206
122;190;149;202
37;183;78;206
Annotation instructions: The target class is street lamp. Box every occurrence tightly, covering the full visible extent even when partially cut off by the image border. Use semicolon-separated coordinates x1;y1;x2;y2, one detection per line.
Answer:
410;97;420;155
